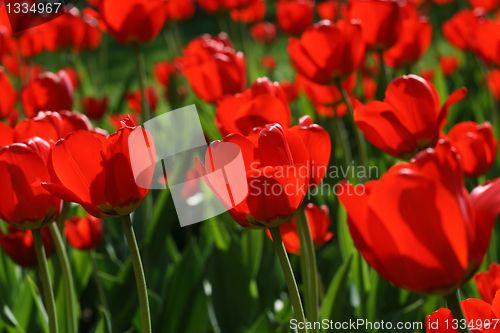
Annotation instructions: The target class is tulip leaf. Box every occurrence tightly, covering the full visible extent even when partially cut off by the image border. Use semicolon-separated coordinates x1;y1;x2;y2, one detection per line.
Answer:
320;251;353;327
25;276;49;333
337;203;354;261
241;229;264;278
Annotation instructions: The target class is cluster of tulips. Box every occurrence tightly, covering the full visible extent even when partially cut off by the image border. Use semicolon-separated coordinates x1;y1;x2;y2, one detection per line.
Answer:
2;0;500;332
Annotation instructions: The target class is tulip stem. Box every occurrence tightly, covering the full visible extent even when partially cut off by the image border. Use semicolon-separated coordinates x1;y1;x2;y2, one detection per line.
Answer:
121;214;151;333
33;228;58;333
445;290;471;333
336;81;369;183
296;208;319;333
332;117;353;177
49;222;78;333
270;227;307;333
90;251;110;314
132;43;151;123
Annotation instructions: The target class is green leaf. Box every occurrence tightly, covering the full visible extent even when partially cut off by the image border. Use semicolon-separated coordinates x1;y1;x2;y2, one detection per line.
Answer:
337;203;354;261
241;229;264;278
25;275;49;333
320;252;354;327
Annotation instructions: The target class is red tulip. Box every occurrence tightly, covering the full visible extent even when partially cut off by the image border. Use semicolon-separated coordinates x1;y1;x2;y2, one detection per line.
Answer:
21;71;74;118
196;123;310;229
109;114;141;130
420;68;435;82
82;97;108;120
99;0;169;45
154;61;177;87
289;115;331;186
442;9;485;51
0;24;10;59
167;0;196;20
469;0;499;11
19;29;45;58
288;20;365;84
474;263;500;304
296;72;357;118
361;74;377;101
488;69;500;102
426;291;500;332
60;67;79;90
383;15;432;69
339;139;500;295
196;0;225;13
65;215;104;250
439;56;459;76
0;226;54;268
0;122;13;147
317;0;343;21
265;203;333;254
125;87;159;114
260;55;277;71
280;80;299;103
42;126;155;218
354;74;467;158
448;121;497;178
14;110;93;143
249;21;277;44
215;77;291;136
43;9;92;53
0;66;15;119
177;33;246;103
347;0;403;51
276;0;315;36
472;18;500;66
230;0;266;23
0;137;62;230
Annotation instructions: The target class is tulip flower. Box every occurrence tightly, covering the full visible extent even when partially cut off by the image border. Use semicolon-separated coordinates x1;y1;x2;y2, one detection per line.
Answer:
98;0;169;45
296;72;357;118
126;87;159;114
426;290;500;332
42;125;155;219
317;0;343;21
0;25;9;59
230;0;266;23
354;74;467;158
82;97;108;120
288;20;365;84
65;215;104;251
276;0;315;36
361;74;377;101
420;69;435;82
13;110;93;143
281;80;299;103
178;33;246;103
21;71;74;118
260;55;277;71
0;137;62;230
488;69;500;102
0;226;54;268
0;122;13;147
472;18;500;66
154;61;177;88
442;9;485;51
249;21;277;44
289;116;331;187
474;263;500;304
339;139;500;295
196;0;225;13
196;123;310;229
0;66;15;119
448;121;497;178
439;56;459;76
347;0;403;51
167;0;196;21
266;203;333;254
383;15;432;69
215;77;291;136
469;0;499;11
19;29;45;58
60;67;79;90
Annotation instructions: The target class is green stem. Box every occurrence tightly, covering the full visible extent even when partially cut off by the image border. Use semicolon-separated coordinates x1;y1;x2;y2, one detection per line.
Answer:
295;208;319;333
332;117;352;174
90;251;110;312
57;201;70;239
133;43;151;123
336;81;369;183
33;228;58;333
120;215;151;333
269;227;307;333
375;51;390;101
296;213;311;323
445;291;470;333
49;222;77;333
